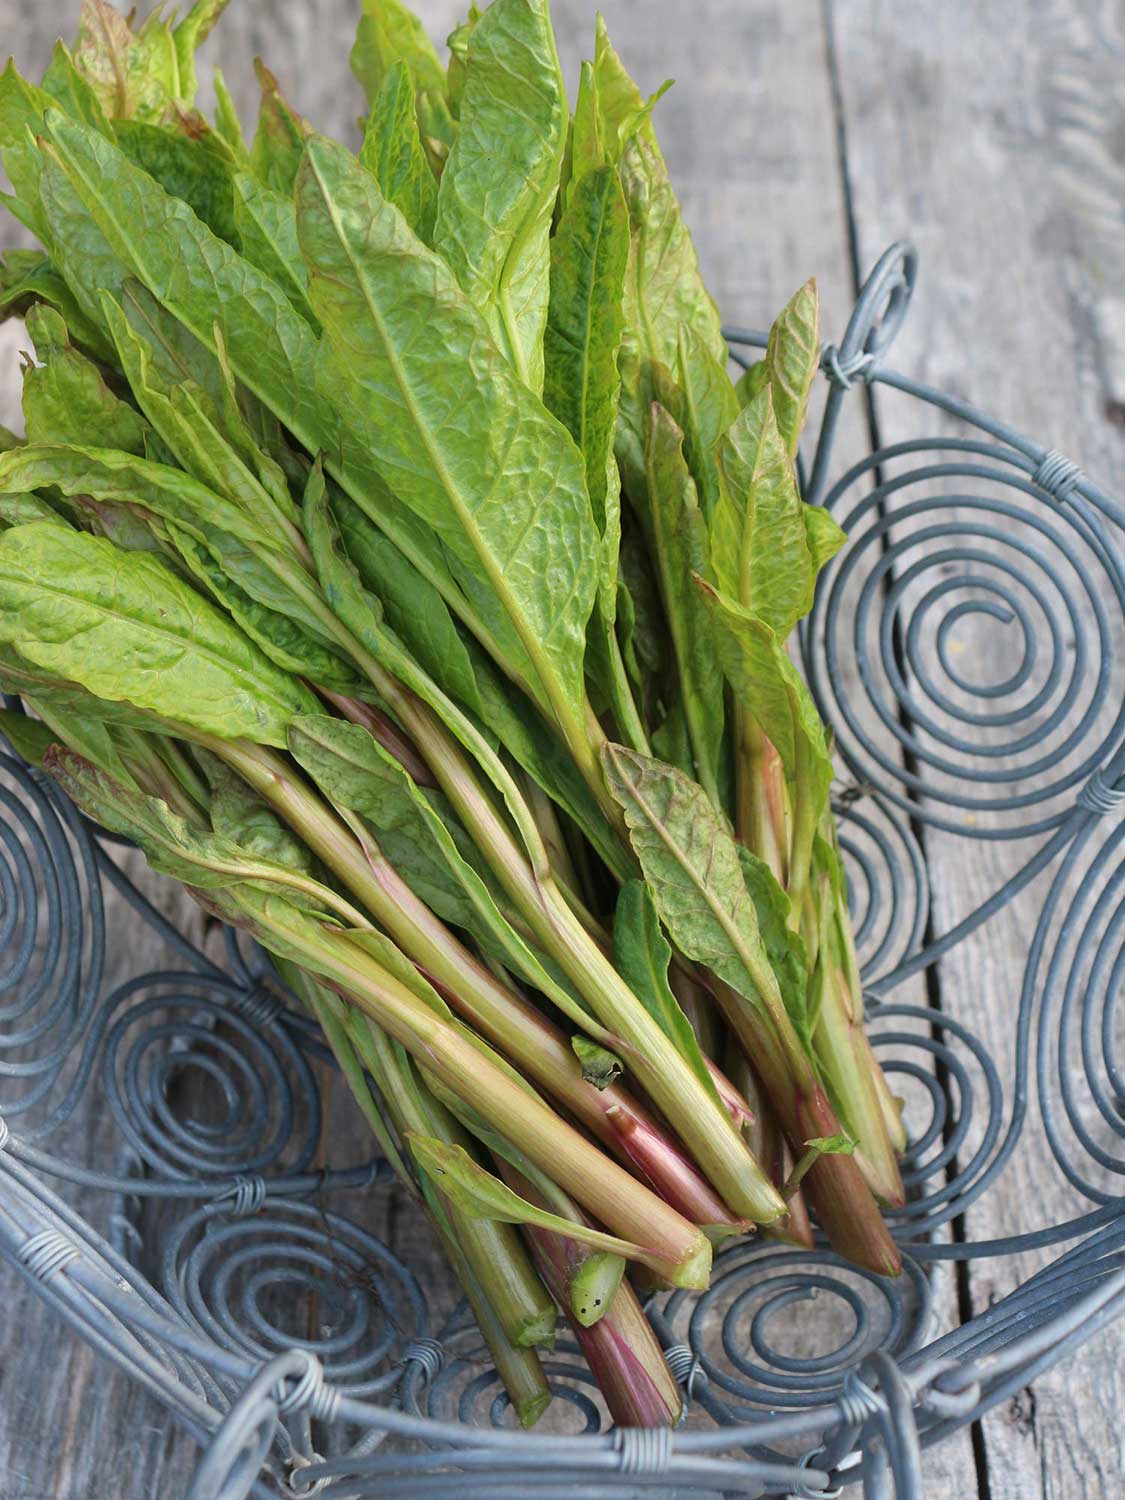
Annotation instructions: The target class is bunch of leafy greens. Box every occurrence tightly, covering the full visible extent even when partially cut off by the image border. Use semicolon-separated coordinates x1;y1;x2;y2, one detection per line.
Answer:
0;0;907;1428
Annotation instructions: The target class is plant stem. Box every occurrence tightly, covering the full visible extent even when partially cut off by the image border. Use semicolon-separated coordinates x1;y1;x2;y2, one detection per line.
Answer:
526;1221;682;1428
530;875;785;1224
355;1021;557;1348
735;712;789;886
495;1160;625;1329
724;1046;813;1250
709;976;900;1276
812;953;905;1207
210;737;739;1227
600;620;651;755
234;893;713;1286
317;686;436;787
215;732;776;1225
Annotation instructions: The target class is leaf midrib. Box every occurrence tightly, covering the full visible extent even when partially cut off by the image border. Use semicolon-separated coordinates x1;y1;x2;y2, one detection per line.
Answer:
305;143;576;738
609;748;783;1024
6;555;293;712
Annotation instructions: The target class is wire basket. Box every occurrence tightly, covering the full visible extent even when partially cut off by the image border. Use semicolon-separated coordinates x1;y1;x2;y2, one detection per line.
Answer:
1;242;1122;1500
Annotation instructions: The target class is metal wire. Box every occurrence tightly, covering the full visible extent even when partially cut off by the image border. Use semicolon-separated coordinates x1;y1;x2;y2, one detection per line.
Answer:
1;240;1123;1498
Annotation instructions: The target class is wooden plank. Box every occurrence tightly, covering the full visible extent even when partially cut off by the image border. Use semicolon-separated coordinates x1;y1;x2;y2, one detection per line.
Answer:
831;1;1125;1495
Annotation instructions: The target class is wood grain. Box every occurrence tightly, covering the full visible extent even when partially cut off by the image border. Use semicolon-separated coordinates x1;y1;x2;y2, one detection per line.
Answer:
0;1;1118;1495
831;1;1125;1495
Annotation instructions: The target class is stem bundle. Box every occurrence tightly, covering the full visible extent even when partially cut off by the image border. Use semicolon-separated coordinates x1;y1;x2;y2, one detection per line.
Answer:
0;0;910;1429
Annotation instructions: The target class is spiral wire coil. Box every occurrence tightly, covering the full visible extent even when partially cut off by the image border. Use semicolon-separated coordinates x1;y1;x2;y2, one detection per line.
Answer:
1;241;1123;1498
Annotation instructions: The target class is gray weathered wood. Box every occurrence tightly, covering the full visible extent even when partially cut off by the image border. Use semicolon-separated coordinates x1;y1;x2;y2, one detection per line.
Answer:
832;1;1125;1495
0;1;1118;1495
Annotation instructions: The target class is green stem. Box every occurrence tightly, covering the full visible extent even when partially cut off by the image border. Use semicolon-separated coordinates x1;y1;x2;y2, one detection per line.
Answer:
723;1045;813;1249
601;619;651;756
495;1159;624;1329
709;975;900;1276
235;891;714;1286
786;731;818;935
735;711;788;885
530;877;785;1224
209;737;736;1226
356;1022;557;1348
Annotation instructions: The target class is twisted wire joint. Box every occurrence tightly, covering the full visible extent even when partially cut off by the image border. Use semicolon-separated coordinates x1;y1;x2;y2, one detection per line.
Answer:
0;1115;9;1151
233;981;285;1027
789;1448;843;1500
837;1369;885;1427
276;1354;340;1424
1032;449;1083;502
614;1426;673;1475
1077;768;1125;816
400;1338;444;1381
18;1229;80;1282
663;1343;705;1398
220;1175;268;1218
821;345;876;390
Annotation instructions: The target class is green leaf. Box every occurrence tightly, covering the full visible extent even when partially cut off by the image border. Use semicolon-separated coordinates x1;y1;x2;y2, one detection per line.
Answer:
543;163;628;594
201;751;317;876
618;132;726;394
695;579;834;826
761;278;819;458
734;359;769;408
406;1133;655;1264
212;67;248;160
99;294;304;556
350;0;454;164
600;743;798;1052
297;133;599;740
590;15;663;159
0;644;182;737
39;110;471;673
0;494;63;530
248;60;311;195
45;745;344;913
738;846;811;1047
804;1133;856;1154
114;119;237;244
72;0;180;122
0;708;57;767
359;60;438;245
612;880;722;1109
301;457;555;871
645;402;724;805
229;171;316;324
671;325;739;525
168;523;361;690
0;442;280;561
172;0;232;108
21;303;148;454
803;504;847;577
570;1034;623;1090
333;489;485;719
350;0;448;106
0;522;316;745
31;697;149;789
709;385;841;636
40;41;114;134
462;637;632;882
433;0;566;392
0;61;90;247
445;4;481;119
10;240;119;366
